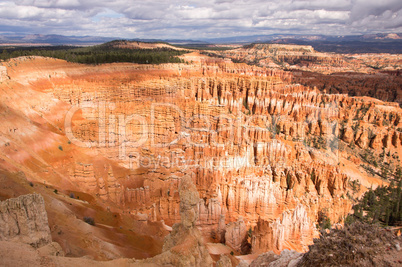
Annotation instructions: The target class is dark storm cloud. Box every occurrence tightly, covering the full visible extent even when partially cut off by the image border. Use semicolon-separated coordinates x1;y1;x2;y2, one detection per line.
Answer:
0;0;401;38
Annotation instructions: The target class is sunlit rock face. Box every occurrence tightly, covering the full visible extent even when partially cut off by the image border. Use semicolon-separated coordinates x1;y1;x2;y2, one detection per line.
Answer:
0;54;400;255
213;44;402;106
140;175;214;266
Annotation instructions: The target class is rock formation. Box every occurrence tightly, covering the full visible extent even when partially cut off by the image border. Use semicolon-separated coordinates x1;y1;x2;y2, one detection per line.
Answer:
293;71;402;107
0;193;67;266
216;254;232;267
249;249;302;267
210;43;402;106
0;52;399;261
251;204;312;253
224;217;247;253
212;43;401;74
0;66;7;81
140;175;213;266
0;193;51;248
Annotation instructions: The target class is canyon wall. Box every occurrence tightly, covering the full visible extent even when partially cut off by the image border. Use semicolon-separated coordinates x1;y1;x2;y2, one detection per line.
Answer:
212;43;401;74
292;71;402;107
212;44;402;106
0;55;399;256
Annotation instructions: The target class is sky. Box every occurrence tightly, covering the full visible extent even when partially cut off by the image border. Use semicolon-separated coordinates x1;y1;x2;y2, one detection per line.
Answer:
0;0;401;39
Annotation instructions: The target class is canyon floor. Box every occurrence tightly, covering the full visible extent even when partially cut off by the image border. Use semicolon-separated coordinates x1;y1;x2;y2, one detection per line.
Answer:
0;43;401;266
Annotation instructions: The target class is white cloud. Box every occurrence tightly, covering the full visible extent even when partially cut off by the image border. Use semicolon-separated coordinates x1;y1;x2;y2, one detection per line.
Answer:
0;0;400;39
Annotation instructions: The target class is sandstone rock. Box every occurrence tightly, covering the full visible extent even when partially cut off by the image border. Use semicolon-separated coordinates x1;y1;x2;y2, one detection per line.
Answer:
0;54;398;261
370;133;383;150
236;261;250;267
0;240;41;267
216;254;232;267
217;214;227;243
37;242;65;257
252;205;311;253
0;193;51;248
178;175;199;228
269;249;302;267
341;127;354;143
141;175;213;267
225;216;247;253
249;251;278;266
355;129;369;149
0;66;7;82
250;249;302;267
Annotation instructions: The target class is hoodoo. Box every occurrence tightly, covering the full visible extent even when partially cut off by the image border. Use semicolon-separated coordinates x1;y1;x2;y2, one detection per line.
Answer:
0;42;400;266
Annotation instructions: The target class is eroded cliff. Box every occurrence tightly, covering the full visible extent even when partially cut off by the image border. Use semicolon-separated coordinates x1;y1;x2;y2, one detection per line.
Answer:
0;53;398;261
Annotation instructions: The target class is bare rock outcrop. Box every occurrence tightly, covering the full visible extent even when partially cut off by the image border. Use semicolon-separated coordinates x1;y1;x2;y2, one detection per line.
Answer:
0;66;7;81
216;254;232;267
249;249;302;267
0;193;51;248
252;204;312;253
141;175;213;267
225;216;247;253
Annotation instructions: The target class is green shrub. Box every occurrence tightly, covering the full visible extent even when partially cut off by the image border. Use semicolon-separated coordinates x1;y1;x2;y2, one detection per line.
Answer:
318;210;331;230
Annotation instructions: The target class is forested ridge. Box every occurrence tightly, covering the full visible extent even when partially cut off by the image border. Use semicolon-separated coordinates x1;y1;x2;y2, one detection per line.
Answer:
0;42;188;64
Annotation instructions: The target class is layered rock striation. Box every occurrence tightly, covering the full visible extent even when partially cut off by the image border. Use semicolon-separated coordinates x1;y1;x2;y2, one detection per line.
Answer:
0;54;398;256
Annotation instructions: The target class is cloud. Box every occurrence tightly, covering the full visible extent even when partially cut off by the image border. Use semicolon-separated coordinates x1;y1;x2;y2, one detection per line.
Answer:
0;0;400;39
349;0;402;20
